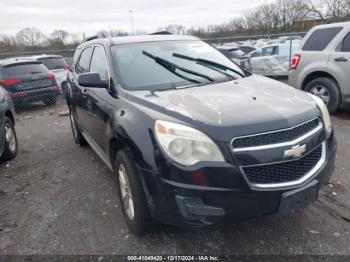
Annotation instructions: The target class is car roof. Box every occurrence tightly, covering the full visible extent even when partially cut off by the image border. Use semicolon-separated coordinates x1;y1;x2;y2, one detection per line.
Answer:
0;57;41;67
31;54;63;60
312;21;350;30
80;34;199;48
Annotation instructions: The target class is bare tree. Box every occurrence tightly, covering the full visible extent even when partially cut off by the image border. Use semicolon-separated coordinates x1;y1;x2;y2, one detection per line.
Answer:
51;30;69;44
16;28;45;47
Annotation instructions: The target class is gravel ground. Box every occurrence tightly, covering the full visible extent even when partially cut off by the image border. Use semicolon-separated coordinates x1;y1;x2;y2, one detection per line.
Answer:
0;96;349;256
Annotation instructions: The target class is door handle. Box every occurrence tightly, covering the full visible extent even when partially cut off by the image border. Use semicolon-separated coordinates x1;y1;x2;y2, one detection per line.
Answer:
334;57;348;62
82;88;87;97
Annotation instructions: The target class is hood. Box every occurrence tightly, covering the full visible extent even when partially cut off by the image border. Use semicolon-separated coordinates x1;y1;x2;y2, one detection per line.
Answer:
128;75;320;142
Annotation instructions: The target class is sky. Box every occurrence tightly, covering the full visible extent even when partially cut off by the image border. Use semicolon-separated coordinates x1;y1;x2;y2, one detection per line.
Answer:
0;0;271;37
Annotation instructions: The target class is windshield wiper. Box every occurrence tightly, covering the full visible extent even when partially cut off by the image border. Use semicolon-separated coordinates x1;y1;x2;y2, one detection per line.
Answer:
173;53;246;78
142;51;215;83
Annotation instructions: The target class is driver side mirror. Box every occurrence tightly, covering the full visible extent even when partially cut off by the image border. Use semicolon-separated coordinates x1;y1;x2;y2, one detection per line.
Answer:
78;72;108;88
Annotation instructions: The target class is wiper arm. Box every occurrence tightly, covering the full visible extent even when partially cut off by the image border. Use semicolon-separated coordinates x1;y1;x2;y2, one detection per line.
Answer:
173;53;246;78
142;51;215;83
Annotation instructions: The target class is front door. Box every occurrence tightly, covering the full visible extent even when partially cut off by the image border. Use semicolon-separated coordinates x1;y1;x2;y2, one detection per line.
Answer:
83;46;110;151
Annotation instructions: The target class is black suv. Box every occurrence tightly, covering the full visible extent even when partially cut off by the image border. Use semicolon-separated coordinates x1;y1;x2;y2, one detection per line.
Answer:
0;58;60;108
66;35;337;236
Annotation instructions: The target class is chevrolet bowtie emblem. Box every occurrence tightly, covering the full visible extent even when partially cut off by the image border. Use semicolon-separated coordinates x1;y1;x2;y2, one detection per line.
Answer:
284;144;306;158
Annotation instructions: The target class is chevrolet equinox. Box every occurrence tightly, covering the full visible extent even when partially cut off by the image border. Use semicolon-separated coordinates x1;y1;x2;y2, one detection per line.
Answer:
66;35;337;236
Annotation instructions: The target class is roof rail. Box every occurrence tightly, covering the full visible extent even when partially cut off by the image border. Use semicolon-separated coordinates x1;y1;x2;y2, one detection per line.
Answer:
84;35;99;42
149;31;172;35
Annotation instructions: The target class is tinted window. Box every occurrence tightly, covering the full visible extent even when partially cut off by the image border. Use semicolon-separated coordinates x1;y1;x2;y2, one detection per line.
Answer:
76;47;93;74
2;63;48;77
302;27;343;51
341;33;350;52
90;47;108;81
39;57;67;70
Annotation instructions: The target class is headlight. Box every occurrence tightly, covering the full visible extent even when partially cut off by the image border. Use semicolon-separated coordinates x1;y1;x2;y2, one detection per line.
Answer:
308;94;332;135
154;120;225;166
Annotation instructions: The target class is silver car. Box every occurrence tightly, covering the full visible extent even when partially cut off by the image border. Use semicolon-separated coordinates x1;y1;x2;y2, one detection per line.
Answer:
32;55;70;96
289;22;350;113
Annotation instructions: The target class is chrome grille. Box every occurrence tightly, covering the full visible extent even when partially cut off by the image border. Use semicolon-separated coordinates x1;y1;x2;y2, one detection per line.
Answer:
232;118;320;149
243;144;323;185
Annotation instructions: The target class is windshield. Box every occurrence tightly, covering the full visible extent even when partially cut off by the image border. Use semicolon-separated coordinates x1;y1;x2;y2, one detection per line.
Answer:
38;57;67;70
111;40;245;91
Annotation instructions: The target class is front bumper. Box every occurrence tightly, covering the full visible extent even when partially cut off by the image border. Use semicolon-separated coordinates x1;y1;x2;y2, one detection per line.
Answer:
141;134;336;228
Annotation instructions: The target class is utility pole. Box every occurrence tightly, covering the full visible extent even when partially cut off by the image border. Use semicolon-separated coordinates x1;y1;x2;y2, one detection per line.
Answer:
129;10;135;35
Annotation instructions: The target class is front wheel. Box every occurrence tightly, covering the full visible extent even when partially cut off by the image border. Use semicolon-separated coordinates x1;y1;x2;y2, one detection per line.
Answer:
304;77;341;113
0;117;18;161
115;149;156;236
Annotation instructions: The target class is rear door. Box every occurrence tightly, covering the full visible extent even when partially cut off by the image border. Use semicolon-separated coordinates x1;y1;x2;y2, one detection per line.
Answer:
71;46;94;131
328;29;350;95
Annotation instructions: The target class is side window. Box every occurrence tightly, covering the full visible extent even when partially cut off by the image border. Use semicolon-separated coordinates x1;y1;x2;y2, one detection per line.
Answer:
302;27;343;51
76;46;93;74
262;46;277;56
251;49;262;57
90;46;109;81
341;33;350;52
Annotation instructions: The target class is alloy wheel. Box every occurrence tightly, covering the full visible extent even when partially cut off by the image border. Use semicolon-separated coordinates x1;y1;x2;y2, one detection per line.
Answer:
310;86;330;105
4;123;16;153
118;164;135;220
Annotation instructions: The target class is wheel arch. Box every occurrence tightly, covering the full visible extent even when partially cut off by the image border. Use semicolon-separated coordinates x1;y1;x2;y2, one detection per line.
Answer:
301;71;339;91
5;110;15;126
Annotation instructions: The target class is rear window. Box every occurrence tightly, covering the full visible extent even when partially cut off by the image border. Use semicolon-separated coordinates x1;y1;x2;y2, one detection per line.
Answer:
341;33;350;52
302;27;343;51
2;63;48;77
38;57;67;70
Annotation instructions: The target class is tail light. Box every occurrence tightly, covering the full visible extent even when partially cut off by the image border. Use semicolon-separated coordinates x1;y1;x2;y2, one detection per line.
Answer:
48;74;56;79
291;54;301;70
0;79;22;87
64;65;71;71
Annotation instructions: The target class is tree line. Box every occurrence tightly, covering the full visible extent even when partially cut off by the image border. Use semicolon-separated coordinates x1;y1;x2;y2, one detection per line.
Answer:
0;0;349;53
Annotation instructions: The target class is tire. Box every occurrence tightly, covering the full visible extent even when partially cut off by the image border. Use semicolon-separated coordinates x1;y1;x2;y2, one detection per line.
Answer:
304;77;341;113
115;148;156;236
43;96;57;106
0;117;18;161
69;108;86;146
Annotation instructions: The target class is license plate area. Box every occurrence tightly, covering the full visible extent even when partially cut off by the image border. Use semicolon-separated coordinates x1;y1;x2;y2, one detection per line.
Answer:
279;180;319;215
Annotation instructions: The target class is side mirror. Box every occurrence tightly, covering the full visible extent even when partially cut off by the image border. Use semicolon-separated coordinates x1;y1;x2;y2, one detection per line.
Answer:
78;73;108;88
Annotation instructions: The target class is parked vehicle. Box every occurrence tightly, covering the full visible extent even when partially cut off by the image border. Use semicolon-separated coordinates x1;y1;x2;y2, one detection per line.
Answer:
32;55;70;96
289;22;350;113
0;58;60;108
0;85;18;161
239;45;256;54
217;46;252;71
66;35;336;236
250;43;299;76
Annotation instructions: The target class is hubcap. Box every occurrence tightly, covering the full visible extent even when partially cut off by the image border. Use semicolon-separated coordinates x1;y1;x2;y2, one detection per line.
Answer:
70;111;78;139
310;86;330;105
118;164;135;220
4;123;16;153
